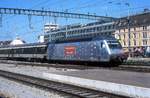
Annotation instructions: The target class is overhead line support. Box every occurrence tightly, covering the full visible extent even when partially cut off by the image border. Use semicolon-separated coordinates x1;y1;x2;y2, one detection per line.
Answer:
0;7;116;21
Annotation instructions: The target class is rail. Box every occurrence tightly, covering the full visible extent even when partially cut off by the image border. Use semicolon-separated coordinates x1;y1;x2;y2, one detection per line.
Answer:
0;70;127;98
0;59;150;73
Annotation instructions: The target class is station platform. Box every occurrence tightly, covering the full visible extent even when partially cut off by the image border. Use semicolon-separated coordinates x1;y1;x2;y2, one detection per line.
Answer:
127;57;150;62
0;63;149;98
43;69;150;98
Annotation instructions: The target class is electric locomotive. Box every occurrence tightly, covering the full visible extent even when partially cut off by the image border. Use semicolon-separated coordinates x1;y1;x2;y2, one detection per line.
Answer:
47;36;127;65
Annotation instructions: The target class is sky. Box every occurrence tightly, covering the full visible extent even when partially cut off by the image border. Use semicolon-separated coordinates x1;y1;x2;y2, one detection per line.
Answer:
0;0;150;43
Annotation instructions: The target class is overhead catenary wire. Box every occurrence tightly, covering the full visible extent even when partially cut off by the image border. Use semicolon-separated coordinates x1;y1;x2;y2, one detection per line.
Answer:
2;0;64;25
0;0;78;40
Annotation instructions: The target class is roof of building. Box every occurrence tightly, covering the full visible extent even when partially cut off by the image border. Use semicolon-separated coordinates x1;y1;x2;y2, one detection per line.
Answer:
10;37;25;45
0;40;11;46
115;12;150;29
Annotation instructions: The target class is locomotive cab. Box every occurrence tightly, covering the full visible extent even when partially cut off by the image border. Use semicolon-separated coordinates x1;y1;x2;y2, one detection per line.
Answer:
99;41;110;62
106;40;127;63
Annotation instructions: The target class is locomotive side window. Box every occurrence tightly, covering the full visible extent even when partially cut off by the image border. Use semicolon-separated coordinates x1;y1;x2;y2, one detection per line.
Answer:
101;42;106;48
101;42;103;48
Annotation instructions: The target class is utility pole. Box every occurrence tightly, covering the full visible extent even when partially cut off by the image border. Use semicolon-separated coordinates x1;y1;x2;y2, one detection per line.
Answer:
54;16;57;24
0;14;2;27
125;3;131;57
116;2;131;57
65;9;68;39
28;14;33;29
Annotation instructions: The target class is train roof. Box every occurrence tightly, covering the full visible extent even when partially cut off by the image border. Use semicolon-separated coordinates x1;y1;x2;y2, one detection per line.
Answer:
0;42;47;49
51;35;117;43
92;35;116;40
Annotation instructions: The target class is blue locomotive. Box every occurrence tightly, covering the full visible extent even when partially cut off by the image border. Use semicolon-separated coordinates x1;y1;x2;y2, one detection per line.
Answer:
47;36;127;65
0;36;128;66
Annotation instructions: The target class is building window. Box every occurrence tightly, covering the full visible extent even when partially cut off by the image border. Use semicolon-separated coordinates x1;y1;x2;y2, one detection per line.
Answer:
112;25;115;29
119;35;121;40
134;40;136;46
143;26;147;30
143;40;147;45
109;32;112;35
133;33;136;38
108;25;111;29
97;27;101;31
104;26;107;30
124;40;126;46
87;29;90;32
93;27;96;32
83;29;85;33
124;34;126;39
134;27;136;31
124;29;125;32
143;32;147;38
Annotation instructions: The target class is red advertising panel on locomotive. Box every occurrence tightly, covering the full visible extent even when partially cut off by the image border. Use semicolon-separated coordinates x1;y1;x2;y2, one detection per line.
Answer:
64;46;76;55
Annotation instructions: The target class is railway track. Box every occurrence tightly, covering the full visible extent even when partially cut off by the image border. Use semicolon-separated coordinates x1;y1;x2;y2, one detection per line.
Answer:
0;70;128;98
0;59;91;70
113;65;150;73
0;59;150;73
123;60;150;66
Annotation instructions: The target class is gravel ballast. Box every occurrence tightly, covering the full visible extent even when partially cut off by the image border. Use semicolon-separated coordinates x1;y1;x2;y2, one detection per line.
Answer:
0;63;79;98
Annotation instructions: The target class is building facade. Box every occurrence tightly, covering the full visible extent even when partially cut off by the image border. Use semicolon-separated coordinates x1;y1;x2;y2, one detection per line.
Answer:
44;21;116;42
115;12;150;52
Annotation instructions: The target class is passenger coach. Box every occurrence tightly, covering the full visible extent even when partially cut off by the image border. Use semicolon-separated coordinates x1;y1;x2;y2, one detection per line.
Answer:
0;43;47;60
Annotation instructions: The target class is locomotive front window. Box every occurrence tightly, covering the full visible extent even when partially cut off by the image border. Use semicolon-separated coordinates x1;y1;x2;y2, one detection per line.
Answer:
107;41;122;49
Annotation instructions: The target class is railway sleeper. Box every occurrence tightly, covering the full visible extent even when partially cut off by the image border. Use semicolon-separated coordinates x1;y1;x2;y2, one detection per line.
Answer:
85;94;103;98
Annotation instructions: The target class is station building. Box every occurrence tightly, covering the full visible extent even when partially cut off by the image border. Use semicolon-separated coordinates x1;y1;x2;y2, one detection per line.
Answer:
115;12;150;51
44;21;116;42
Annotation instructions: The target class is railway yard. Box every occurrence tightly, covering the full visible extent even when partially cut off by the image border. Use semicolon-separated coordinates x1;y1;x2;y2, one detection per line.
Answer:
0;0;150;98
0;58;149;98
